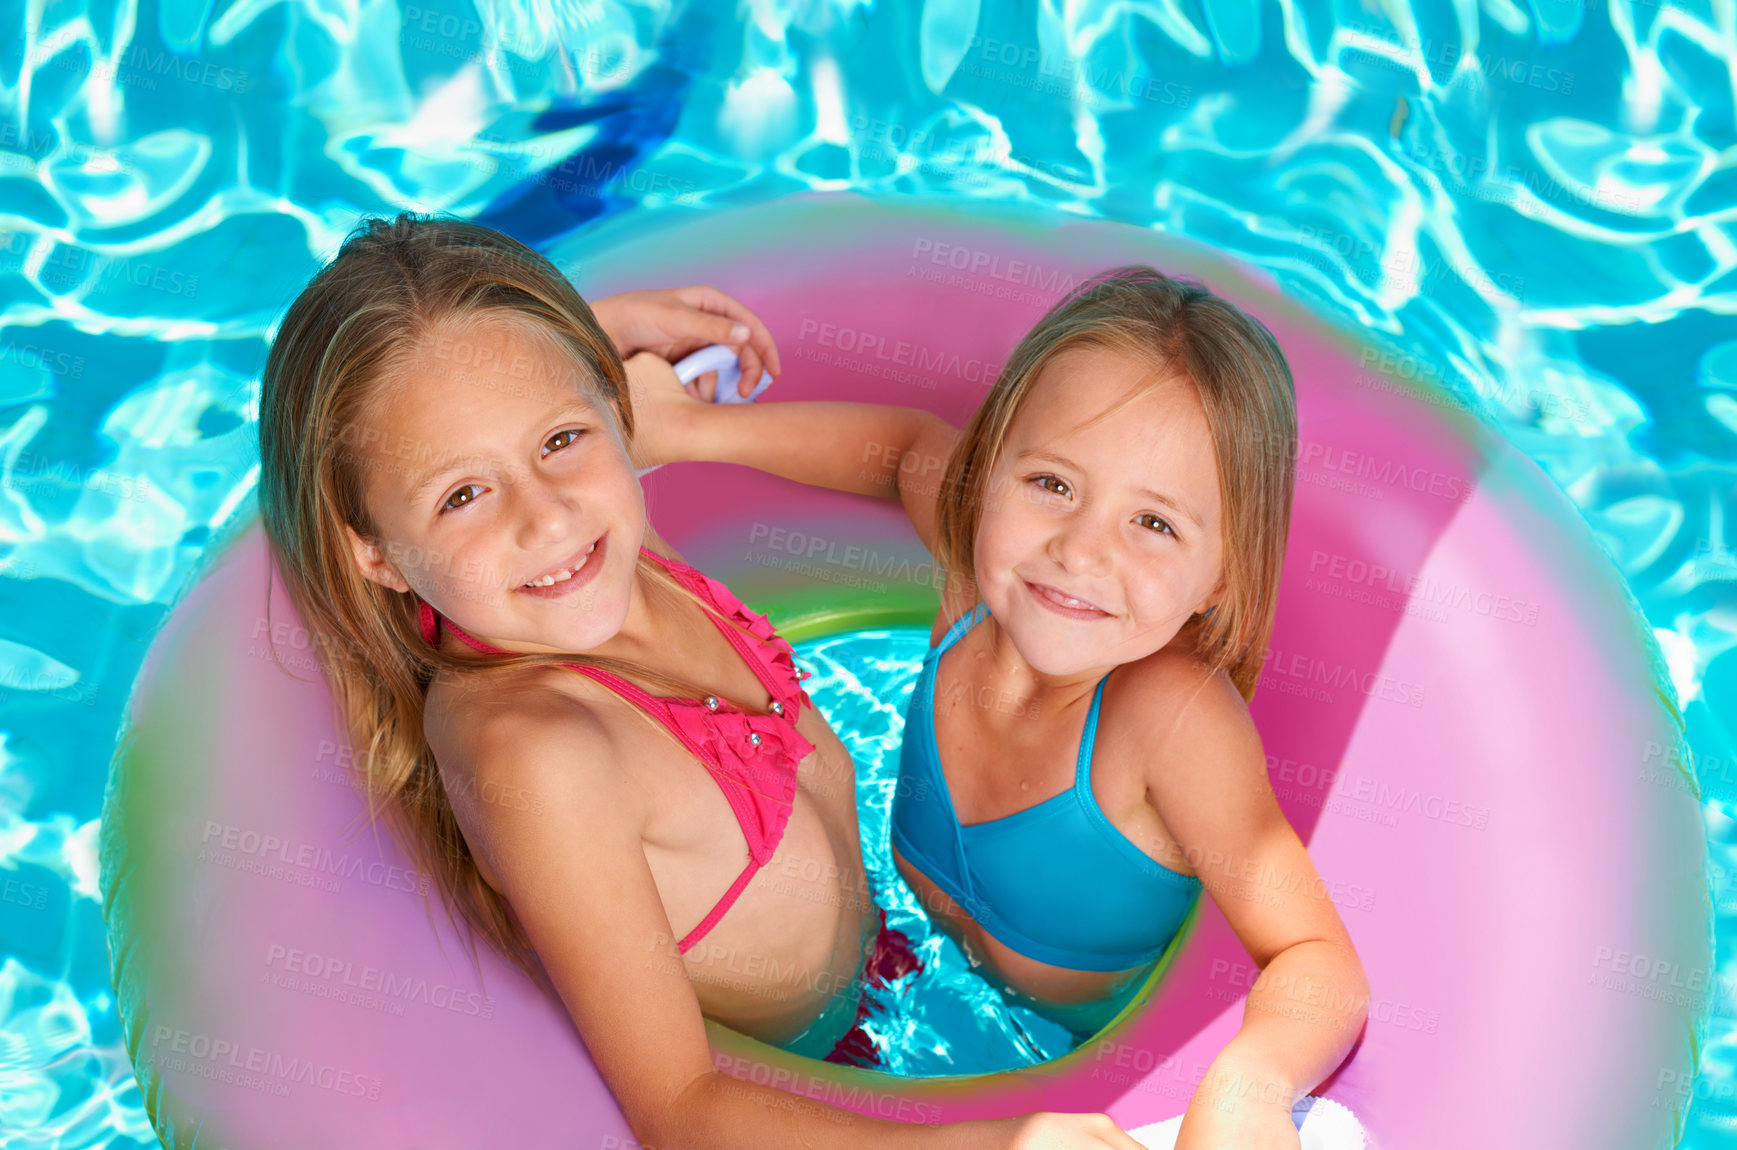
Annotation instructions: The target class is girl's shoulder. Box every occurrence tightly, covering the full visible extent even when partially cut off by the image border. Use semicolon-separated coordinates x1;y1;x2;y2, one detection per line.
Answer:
1099;648;1283;857
425;661;635;795
1099;645;1257;773
424;667;654;900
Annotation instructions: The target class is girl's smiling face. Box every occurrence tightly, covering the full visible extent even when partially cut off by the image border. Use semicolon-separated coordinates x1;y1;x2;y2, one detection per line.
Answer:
343;313;645;655
974;342;1226;678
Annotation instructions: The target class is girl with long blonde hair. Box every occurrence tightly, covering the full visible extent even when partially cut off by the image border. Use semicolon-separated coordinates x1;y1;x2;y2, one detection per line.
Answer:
257;210;1144;1149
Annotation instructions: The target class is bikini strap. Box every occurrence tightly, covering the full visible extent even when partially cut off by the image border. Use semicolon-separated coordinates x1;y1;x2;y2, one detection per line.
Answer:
416;595;717;764
562;663;719;770
929;603;1114;797
416;549;798;738
418;598;441;647
638;546;809;710
1074;672;1111;791
415;550;753;662
930;602;989;661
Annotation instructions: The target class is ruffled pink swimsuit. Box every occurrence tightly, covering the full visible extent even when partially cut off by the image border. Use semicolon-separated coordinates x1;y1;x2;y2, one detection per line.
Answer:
417;546;815;954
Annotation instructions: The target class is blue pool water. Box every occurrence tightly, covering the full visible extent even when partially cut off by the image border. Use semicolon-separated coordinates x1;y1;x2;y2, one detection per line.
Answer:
2;0;1736;1145
792;627;1085;1075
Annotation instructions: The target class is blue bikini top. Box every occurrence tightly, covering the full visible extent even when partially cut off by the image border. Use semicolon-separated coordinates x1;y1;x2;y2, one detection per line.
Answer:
891;604;1202;973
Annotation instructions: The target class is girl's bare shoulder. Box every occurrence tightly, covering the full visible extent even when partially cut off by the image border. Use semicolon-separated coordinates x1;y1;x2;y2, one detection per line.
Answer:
425;665;659;905
1107;641;1231;700
424;663;634;795
1101;646;1260;782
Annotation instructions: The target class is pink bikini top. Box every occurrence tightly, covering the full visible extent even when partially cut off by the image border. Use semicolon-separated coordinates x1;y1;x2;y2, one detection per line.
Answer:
417;546;816;954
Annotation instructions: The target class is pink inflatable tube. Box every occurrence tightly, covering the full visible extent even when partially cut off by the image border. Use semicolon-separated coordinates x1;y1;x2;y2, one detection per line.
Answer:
101;197;1709;1149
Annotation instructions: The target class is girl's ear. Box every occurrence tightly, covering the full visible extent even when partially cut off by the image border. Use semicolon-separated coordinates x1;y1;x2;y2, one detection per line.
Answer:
344;523;412;593
1194;577;1225;618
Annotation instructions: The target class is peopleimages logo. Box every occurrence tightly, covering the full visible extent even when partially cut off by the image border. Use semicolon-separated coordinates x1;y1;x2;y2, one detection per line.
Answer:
1259;644;1427;707
747;522;945;590
1306;549;1541;627
711;1052;942;1125
908;238;1081;291
263;943;496;1019
0;340;83;378
149;1026;382;1099
1297;440;1475;502
199;821;432;896
795;318;1003;385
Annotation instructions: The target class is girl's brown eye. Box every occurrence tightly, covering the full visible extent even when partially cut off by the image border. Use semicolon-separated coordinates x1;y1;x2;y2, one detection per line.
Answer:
1137;513;1176;537
544;428;583;454
442;485;479;512
1034;474;1070;497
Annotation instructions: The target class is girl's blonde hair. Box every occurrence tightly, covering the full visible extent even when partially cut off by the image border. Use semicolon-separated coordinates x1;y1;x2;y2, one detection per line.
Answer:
933;265;1297;702
258;211;708;986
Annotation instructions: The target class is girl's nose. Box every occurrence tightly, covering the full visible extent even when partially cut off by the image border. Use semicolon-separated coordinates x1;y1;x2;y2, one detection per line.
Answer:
1047;510;1113;576
514;476;582;550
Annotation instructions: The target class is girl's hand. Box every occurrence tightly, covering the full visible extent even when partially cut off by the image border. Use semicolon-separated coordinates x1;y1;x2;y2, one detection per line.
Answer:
622;351;706;470
977;1111;1151;1149
592;285;781;399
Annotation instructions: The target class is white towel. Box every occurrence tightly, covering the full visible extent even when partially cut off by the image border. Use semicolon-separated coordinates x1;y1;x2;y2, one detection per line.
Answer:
1128;1095;1367;1150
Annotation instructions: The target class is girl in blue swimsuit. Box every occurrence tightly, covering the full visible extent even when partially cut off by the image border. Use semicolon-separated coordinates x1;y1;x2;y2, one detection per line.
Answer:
633;266;1371;1150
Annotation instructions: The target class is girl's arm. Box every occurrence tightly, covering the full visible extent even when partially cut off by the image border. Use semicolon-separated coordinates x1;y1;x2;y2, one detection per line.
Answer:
1117;658;1371;1150
439;683;1140;1150
625;352;961;555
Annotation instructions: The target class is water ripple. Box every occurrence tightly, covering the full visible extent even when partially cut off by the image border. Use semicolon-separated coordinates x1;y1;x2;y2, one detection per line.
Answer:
1;0;1735;1145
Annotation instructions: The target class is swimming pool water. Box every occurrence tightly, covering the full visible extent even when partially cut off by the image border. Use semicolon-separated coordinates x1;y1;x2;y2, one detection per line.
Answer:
792;626;1084;1076
3;0;1736;1145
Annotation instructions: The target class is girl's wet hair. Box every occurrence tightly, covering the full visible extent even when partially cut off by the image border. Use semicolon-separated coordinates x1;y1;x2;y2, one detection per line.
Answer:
258;211;700;986
933;265;1298;701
